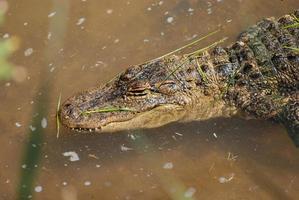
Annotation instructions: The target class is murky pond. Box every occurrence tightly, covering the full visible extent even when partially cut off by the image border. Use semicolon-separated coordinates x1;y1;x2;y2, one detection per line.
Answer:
1;0;299;199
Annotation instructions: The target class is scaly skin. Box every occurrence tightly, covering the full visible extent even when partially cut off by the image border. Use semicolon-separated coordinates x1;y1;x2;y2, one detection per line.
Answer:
60;10;299;146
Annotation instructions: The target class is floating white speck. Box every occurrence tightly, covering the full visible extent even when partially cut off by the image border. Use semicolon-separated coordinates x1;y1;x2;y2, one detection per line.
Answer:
226;19;232;23
128;134;136;140
96;164;101;168
34;186;43;193
184;187;196;198
3;33;10;38
76;17;86;26
63;151;80;162
41;117;47;128
84;181;91;186
15;122;22;127
29;125;36;132
188;8;194;12
48;12;56;18
114;38;120;43
21;164;27;169
5;82;11;87
24;48;33;56
62;181;67;186
24;22;28;26
143;39;149;43
163;162;173;169
166;16;174;23
120;144;133;151
174;132;183;136
147;7;152;11
218;173;235;183
158;1;164;6
213;132;217;138
47;32;52;40
106;9;113;14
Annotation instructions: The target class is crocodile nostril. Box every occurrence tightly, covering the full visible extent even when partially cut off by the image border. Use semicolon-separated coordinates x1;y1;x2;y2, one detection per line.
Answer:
64;103;72;109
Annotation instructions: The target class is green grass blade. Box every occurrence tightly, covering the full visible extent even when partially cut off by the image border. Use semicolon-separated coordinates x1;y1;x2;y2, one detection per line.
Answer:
82;107;136;115
147;29;220;62
185;37;228;57
283;46;299;53
56;92;62;138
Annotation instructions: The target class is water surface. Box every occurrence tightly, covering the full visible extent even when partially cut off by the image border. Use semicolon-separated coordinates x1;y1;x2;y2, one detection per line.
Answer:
1;0;299;199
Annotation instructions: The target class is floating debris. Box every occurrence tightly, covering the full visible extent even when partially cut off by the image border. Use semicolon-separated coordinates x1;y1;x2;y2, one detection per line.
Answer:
227;152;238;161
76;17;86;26
47;32;52;40
88;154;99;159
29;125;36;132
163;162;174;169
3;33;9;38
63;151;80;162
34;186;43;193
24;48;33;56
41;117;47;128
48;12;56;18
218;173;235;184
106;9;113;14
174;132;183;136
15;122;21;127
213;132;218;138
184;187;196;198
84;181;91;186
120;144;133;152
166;16;174;23
96;164;101;168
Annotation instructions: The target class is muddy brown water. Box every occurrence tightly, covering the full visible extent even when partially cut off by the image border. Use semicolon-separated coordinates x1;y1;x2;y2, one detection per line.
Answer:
1;0;299;199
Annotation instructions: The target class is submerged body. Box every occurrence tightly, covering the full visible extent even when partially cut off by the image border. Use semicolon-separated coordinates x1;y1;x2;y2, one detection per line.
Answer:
60;10;299;146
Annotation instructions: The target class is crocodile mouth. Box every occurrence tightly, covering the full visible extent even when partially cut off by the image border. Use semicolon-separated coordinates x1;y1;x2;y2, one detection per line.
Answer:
59;103;185;133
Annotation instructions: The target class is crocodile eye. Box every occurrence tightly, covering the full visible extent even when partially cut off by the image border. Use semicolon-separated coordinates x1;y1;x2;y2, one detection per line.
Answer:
127;87;149;96
127;82;151;96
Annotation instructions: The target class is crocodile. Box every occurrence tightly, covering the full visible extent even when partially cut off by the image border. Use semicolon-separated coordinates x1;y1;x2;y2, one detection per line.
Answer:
59;10;299;146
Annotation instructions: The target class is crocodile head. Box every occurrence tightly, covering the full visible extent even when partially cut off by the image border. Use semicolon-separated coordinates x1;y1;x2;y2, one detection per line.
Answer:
59;57;196;132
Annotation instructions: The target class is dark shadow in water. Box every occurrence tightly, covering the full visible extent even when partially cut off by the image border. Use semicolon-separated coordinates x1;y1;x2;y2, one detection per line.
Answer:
16;0;70;199
17;84;49;199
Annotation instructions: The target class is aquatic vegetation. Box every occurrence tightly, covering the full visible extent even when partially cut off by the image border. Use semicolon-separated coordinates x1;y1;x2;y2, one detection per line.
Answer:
0;3;18;80
56;92;62;138
283;46;299;53
81;107;136;115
